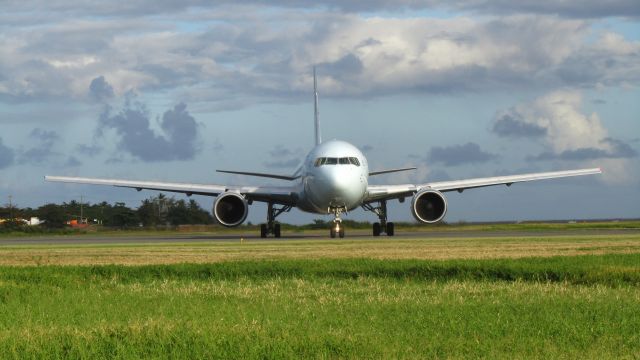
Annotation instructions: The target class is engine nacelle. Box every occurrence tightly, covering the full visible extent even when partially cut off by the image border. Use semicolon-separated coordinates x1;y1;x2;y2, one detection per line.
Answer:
411;189;447;223
213;192;248;227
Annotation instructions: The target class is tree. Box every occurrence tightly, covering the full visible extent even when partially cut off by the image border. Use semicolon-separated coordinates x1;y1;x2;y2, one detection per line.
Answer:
105;202;139;227
138;198;160;226
36;204;67;228
187;199;213;224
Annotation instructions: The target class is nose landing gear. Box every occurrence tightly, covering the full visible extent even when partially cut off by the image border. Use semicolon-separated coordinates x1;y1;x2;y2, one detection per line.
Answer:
329;206;346;238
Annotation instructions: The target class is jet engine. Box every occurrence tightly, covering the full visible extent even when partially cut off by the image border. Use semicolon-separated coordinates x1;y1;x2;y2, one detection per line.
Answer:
213;192;248;227
411;189;447;223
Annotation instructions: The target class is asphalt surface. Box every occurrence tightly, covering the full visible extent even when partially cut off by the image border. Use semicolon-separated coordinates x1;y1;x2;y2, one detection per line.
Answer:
0;229;638;246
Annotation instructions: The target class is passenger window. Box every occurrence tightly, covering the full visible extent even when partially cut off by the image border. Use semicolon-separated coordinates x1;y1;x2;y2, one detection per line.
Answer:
339;157;350;165
349;157;360;166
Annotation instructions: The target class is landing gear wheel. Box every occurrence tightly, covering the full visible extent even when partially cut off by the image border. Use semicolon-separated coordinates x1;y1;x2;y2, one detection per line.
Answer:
339;228;345;238
274;223;281;238
373;222;381;236
260;224;267;238
386;222;395;236
330;228;336;238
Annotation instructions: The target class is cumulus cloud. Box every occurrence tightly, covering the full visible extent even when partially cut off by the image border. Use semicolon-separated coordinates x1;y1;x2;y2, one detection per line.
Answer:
98;99;201;162
493;90;611;153
428;142;497;166
264;145;301;169
264;158;301;169
75;143;102;157
64;156;82;167
20;128;59;164
0;138;15;169
89;76;115;101
528;138;638;161
1;9;638;105
494;90;637;158
494;90;638;183
492;113;547;138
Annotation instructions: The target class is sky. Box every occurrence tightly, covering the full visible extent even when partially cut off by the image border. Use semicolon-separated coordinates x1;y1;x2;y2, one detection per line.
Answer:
1;1;639;224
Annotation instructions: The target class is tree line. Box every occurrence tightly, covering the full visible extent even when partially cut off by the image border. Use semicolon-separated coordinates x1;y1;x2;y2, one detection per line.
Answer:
0;194;213;229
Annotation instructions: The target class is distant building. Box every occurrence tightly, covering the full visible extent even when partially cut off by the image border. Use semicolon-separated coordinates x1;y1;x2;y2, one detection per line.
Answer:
0;217;42;226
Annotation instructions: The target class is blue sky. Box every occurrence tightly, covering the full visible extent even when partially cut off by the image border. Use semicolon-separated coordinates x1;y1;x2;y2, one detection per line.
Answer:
1;1;639;224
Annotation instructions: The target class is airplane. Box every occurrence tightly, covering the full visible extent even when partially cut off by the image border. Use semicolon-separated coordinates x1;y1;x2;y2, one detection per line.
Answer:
46;68;602;238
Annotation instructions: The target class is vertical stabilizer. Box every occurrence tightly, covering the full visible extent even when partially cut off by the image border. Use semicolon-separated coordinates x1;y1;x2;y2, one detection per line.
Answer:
313;67;322;146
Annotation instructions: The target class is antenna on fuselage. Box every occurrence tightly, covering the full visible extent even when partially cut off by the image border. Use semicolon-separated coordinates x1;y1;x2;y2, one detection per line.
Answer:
313;66;322;146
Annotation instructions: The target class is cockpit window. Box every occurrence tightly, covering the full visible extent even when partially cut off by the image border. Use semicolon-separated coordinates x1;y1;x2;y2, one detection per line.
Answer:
314;156;361;167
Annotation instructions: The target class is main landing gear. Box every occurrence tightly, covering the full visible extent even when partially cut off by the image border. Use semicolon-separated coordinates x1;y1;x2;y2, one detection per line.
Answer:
260;202;292;238
329;206;346;238
362;200;395;236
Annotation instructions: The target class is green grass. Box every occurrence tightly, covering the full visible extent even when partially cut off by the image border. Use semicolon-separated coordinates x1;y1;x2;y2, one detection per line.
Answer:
0;254;639;358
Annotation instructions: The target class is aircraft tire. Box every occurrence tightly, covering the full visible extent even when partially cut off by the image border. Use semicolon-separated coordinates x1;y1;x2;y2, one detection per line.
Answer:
274;224;281;238
260;224;267;238
339;228;345;238
330;228;336;238
386;222;395;236
373;222;381;236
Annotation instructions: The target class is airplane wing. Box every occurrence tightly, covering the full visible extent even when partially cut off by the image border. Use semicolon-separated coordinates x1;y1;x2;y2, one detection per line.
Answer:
44;176;298;205
364;168;602;203
369;167;417;176
216;170;299;181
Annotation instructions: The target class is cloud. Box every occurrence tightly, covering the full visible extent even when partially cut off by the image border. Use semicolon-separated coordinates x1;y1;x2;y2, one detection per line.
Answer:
528;138;638;161
0;138;15;169
268;145;295;158
493;90;610;153
495;90;637;184
98;99;201;162
318;53;364;80
64;156;82;167
428;142;497;166
264;145;301;169
1;11;638;105
20;128;59;164
492;113;547;138
264;158;301;169
89;76;114;101
75;144;102;156
2;1;638;18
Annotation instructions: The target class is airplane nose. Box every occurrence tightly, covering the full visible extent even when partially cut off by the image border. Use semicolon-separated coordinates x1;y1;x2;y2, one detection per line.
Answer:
318;167;363;207
327;169;352;192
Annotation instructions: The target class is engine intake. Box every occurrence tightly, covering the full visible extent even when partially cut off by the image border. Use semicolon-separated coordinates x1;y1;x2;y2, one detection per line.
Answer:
411;189;447;223
213;192;248;227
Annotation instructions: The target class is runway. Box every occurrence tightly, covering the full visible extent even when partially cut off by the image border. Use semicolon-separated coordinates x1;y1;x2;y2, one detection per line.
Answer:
1;228;638;246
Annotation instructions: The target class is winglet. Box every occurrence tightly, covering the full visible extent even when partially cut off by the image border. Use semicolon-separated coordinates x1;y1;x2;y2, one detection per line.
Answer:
313;66;321;146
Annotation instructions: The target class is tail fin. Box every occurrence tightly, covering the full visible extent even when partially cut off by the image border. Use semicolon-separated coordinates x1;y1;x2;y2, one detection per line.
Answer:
313;67;322;146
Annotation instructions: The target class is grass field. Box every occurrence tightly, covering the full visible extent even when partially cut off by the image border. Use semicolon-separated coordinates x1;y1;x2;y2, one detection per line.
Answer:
0;233;639;358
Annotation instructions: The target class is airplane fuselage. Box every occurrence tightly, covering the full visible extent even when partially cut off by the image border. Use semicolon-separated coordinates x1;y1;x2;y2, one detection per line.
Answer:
295;140;368;214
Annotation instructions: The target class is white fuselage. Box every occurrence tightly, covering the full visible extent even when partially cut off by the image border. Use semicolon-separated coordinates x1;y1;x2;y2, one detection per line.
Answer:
294;140;369;214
